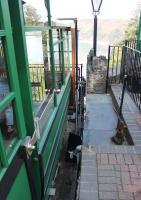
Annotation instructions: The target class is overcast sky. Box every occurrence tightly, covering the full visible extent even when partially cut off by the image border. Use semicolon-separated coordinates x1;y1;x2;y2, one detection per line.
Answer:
26;0;140;20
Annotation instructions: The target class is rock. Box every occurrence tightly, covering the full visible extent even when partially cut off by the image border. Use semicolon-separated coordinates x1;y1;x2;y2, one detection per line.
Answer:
87;49;107;94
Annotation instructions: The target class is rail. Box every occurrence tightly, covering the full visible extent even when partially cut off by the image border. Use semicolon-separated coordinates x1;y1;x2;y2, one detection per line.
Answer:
106;44;141;111
124;47;141;110
106;45;123;89
29;64;84;102
125;40;141;51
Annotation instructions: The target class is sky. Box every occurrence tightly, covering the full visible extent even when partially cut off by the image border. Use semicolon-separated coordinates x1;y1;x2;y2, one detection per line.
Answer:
26;0;140;20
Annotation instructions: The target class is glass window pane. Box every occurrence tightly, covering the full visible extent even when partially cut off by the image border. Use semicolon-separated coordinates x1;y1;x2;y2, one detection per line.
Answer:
0;39;10;103
0;102;18;156
26;31;45;102
25;31;53;113
68;32;72;68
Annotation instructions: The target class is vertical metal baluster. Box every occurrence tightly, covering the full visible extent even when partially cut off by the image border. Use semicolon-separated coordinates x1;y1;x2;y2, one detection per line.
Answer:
38;67;40;101
112;46;115;82
119;75;127;117
105;45;110;93
115;46;119;83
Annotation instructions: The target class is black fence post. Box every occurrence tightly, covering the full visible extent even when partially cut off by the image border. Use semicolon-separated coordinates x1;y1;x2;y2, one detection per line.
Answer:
119;75;127;117
105;45;111;93
120;46;127;83
80;64;83;81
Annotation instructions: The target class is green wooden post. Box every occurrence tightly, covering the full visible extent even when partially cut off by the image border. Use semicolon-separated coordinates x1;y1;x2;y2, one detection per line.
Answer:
45;0;57;106
60;29;65;84
8;0;34;136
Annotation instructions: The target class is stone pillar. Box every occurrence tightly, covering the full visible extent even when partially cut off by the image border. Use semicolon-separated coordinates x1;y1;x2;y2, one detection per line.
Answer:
87;49;107;94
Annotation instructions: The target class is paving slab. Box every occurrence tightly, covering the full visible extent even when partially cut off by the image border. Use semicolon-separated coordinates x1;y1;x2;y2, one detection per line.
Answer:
83;94;118;145
79;146;141;200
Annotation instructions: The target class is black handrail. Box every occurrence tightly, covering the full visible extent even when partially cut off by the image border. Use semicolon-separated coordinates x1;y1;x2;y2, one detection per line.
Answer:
29;64;83;102
107;44;141;112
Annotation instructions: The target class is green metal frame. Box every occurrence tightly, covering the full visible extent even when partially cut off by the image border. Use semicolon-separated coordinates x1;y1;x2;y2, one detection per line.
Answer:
8;0;34;135
0;0;26;171
45;0;57;106
137;12;141;51
0;0;73;199
60;30;65;84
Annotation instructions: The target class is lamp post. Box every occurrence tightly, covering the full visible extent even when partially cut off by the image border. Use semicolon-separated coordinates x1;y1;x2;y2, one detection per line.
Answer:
91;0;103;56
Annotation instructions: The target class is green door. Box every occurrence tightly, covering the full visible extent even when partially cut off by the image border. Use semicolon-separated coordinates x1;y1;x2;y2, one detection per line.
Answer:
0;0;41;199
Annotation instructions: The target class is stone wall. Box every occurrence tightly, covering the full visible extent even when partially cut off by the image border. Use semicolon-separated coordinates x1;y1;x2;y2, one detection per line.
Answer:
87;49;107;94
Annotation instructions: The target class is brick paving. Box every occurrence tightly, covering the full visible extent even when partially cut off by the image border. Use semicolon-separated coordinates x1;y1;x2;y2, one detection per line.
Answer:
79;90;141;200
79;147;141;200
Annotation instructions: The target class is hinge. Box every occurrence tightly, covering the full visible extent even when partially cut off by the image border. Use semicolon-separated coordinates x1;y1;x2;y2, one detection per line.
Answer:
54;89;61;93
22;119;41;157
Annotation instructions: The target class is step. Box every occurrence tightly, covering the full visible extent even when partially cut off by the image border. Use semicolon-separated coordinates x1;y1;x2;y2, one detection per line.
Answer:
111;84;141;147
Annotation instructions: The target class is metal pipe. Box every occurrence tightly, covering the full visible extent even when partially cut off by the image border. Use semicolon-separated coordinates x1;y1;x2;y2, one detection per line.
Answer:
80;64;83;81
75;19;79;89
93;14;97;56
60;29;65;84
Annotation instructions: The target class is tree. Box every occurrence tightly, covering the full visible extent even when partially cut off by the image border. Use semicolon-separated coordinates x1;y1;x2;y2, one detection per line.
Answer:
124;2;141;40
124;15;138;40
24;4;42;26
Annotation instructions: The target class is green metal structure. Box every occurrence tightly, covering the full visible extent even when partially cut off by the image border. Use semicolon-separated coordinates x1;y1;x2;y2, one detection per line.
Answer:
0;0;75;199
137;12;141;50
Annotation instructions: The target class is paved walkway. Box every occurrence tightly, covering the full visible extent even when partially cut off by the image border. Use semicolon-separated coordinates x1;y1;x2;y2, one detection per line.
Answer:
111;84;141;146
79;93;141;200
79;146;141;200
83;94;117;145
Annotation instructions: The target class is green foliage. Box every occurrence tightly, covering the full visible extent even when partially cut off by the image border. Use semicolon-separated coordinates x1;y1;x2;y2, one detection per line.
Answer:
124;16;138;40
124;2;141;40
24;4;42;26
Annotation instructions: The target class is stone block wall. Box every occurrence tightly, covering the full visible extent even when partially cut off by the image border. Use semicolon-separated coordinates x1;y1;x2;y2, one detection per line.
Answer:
87;49;107;94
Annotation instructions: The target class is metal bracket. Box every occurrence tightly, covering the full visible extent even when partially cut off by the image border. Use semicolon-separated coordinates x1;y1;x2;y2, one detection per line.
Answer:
22;120;41;157
54;89;61;93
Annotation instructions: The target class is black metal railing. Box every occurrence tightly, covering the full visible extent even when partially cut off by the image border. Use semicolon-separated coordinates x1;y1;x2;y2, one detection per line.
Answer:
29;63;83;102
123;47;141;110
107;44;141;111
29;64;68;102
125;40;141;52
29;65;46;102
106;45;123;88
125;40;138;49
76;64;86;136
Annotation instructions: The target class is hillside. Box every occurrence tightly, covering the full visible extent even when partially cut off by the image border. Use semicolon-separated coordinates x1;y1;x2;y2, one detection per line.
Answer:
78;19;129;44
